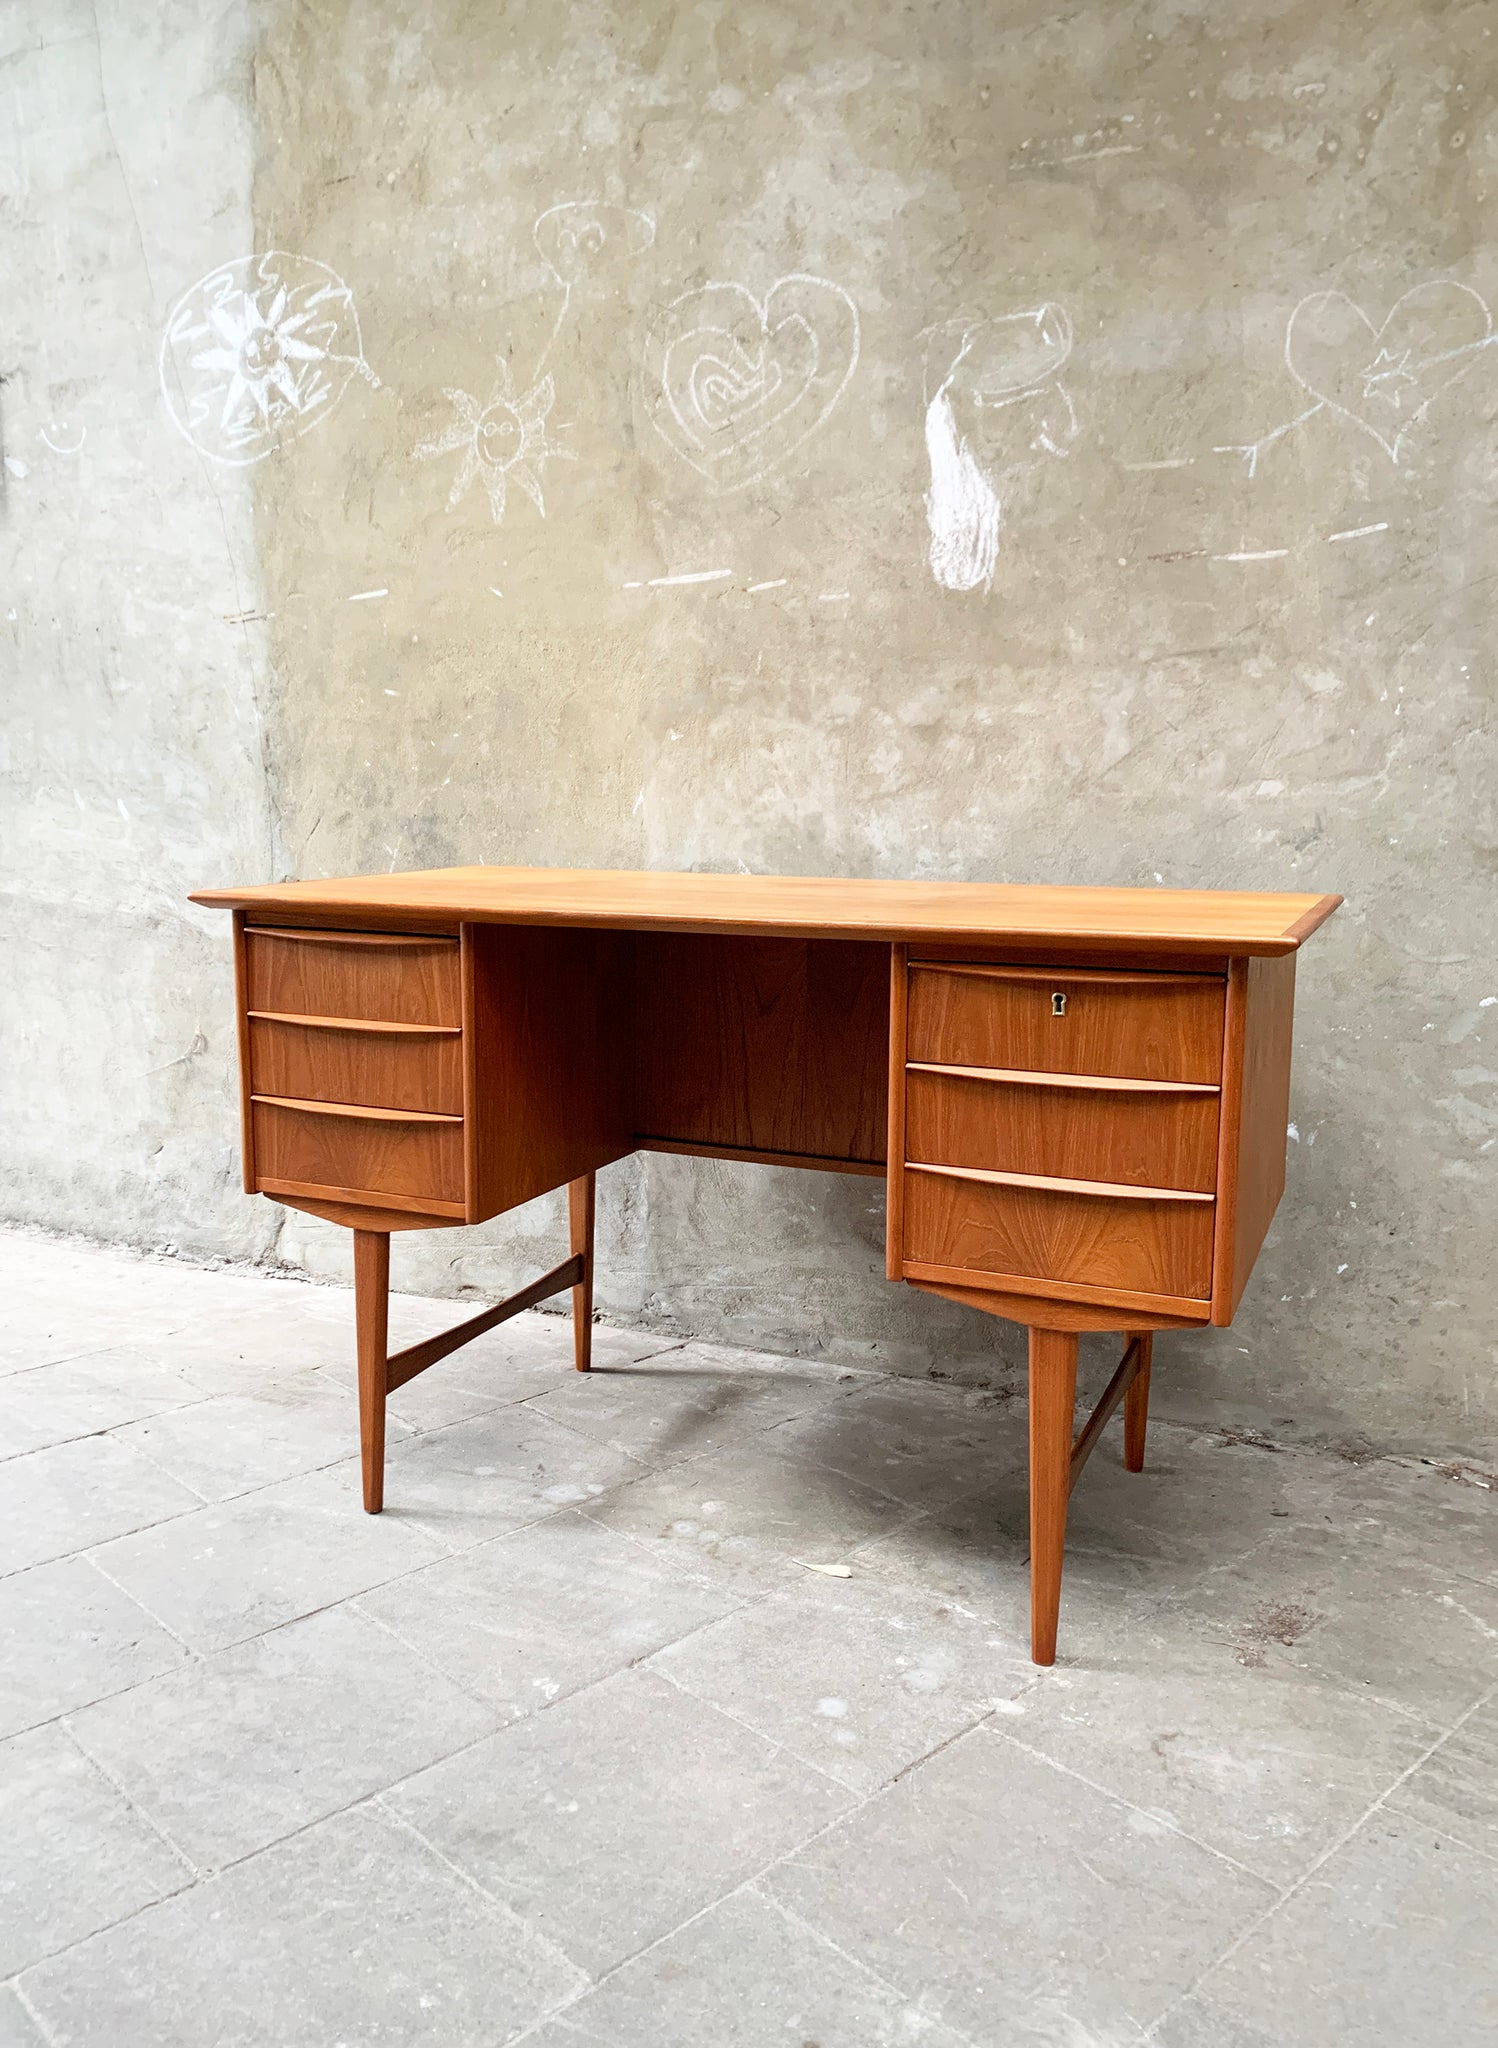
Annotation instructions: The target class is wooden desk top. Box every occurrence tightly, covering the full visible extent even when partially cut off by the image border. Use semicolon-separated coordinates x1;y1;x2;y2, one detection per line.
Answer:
191;865;1340;958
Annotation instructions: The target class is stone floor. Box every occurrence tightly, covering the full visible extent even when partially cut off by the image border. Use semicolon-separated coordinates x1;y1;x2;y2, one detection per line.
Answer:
0;1230;1494;2047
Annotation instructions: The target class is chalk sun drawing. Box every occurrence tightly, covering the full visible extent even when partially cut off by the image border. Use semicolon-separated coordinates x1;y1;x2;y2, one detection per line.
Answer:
159;252;376;465
923;304;1077;593
1219;279;1496;475
641;273;860;493
415;357;573;522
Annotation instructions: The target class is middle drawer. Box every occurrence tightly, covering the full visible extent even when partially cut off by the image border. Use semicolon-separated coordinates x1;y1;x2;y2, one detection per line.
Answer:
248;1016;464;1117
906;1067;1219;1193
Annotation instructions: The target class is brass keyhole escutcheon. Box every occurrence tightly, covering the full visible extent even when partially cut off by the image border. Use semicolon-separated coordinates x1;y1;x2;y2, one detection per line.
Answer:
1051;992;1067;1017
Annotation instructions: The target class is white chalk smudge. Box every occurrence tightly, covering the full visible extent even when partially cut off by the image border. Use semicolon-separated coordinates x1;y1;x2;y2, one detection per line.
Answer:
926;377;1003;592
4;456;28;480
1327;522;1390;542
1215;549;1290;562
747;578;788;593
815;1697;850;1718
647;568;732;587
348;587;388;601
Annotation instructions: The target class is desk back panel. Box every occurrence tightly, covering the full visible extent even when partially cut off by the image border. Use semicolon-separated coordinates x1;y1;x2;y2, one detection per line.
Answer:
633;935;889;1172
464;923;635;1222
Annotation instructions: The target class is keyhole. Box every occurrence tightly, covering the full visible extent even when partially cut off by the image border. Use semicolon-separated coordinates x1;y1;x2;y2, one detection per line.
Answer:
1051;992;1067;1017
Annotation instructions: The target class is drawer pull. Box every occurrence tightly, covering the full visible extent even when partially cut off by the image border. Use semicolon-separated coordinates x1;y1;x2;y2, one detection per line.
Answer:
246;927;457;949
908;1061;1218;1097
250;1094;462;1126
906;1160;1213;1204
248;1010;461;1037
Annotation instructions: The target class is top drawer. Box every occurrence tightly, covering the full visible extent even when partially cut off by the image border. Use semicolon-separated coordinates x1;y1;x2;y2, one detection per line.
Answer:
908;964;1225;1085
245;928;461;1029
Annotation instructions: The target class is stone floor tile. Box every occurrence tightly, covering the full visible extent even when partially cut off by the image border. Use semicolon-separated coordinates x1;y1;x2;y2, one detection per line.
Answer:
518;1889;973;2048
1154;1811;1498;2047
764;1722;1271;2045
1006;1643;1436;1885
379;1405;646;1550
90;1461;446;1650
769;1377;1025;1514
0;1722;188;1976
0;1352;203;1461
357;1509;743;1721
0;1241;210;1375
0;1557;187;1739
0;1436;202;1577
652;1571;1030;1794
0;1986;46;2048
69;1604;498;1869
1386;1689;1498;1861
522;1340;852;1463
387;1665;855;1976
581;1437;915;1591
18;1802;584;2048
112;1371;413;1501
1179;1519;1498;1726
1316;1455;1498;1585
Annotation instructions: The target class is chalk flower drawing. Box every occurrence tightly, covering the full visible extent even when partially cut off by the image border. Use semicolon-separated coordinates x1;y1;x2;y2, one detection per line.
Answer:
159;252;374;465
924;304;1077;592
1220;279;1495;475
641;274;860;493
415;357;573;522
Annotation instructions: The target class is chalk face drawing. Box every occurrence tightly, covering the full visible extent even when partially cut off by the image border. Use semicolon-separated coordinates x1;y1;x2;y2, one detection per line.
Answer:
642;274;860;493
1285;282;1492;459
924;304;1077;593
415;358;573;522
159;253;373;465
534;201;655;288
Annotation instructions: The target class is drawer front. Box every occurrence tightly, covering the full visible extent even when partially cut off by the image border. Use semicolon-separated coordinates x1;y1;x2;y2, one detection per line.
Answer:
906;1069;1219;1193
245;928;461;1028
904;1169;1214;1301
908;965;1225;1084
248;1017;463;1116
250;1099;464;1210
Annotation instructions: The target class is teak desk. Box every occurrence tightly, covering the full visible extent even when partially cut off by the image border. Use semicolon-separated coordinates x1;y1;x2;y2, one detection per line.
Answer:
190;867;1340;1663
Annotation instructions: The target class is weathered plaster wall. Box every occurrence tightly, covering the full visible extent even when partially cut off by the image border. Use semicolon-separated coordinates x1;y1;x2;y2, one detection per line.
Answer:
1;2;279;1260
3;1;1495;1456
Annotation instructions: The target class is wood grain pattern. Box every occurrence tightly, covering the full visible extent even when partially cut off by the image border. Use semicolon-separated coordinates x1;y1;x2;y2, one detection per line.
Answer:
569;1173;595;1373
1212;951;1297;1324
245;928;460;1028
354;1229;389;1514
639;1138;885;1176
909;965;1226;1084
275;1193;458;1232
903;1258;1207;1320
192;866;1343;959
1068;1335;1145;1492
1028;1326;1078;1666
464;923;635;1224
904;1172;1215;1300
232;910;254;1194
251;1099;464;1207
1125;1332;1153;1471
634;935;889;1168
907;1278;1205;1331
886;944;908;1280
905;1068;1220;1192
248;1017;463;1116
906;1161;1212;1203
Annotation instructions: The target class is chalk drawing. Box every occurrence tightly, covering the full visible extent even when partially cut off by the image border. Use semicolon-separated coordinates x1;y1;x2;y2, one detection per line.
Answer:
532;201;655;376
1218;280;1495;475
40;419;86;455
641;274;860;493
159;252;377;465
923;304;1077;593
415;358;573;523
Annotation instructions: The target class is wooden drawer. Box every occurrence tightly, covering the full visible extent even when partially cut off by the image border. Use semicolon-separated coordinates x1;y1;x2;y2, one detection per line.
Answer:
248;1016;463;1116
245;928;461;1029
908;964;1224;1084
906;1067;1219;1193
904;1166;1214;1302
250;1098;465;1214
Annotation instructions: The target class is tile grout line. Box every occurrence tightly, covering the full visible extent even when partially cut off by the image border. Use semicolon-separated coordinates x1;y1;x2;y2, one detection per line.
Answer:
11;1972;65;2048
1142;1676;1498;2038
57;1717;202;1882
755;1888;989;2048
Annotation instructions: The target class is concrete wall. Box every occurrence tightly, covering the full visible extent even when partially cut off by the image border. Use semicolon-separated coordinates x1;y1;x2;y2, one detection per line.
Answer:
4;0;1495;1458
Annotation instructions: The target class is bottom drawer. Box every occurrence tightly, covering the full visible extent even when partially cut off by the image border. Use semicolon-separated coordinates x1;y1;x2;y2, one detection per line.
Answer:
904;1167;1213;1302
251;1099;465;1214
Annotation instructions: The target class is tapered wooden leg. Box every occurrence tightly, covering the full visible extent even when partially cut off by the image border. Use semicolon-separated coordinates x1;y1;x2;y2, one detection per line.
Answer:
568;1172;595;1372
354;1229;390;1514
1028;1326;1079;1667
1124;1332;1154;1473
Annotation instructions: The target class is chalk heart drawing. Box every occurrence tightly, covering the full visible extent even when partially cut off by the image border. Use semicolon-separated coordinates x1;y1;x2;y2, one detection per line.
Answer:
535;201;655;286
160;252;372;465
643;274;860;493
1286;281;1492;459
